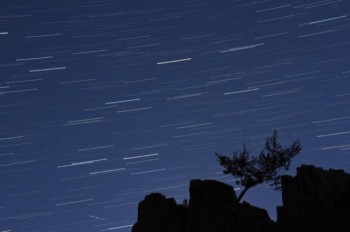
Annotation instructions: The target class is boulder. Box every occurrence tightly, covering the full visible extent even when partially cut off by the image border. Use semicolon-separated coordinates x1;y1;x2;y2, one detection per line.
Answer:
185;179;238;232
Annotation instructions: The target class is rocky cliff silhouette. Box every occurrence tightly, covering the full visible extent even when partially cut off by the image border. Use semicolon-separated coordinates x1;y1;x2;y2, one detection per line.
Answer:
132;165;350;232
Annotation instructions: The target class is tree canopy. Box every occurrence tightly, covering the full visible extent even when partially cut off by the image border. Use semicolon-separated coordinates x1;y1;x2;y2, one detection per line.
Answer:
216;130;302;202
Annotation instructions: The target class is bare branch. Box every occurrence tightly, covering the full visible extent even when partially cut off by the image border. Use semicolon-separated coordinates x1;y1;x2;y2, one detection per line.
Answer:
216;130;302;202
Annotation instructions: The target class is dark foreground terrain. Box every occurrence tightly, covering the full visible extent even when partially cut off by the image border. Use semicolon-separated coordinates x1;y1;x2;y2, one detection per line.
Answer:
132;165;350;232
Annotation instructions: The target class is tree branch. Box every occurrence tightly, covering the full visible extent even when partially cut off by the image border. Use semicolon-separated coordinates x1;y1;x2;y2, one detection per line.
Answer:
237;185;252;203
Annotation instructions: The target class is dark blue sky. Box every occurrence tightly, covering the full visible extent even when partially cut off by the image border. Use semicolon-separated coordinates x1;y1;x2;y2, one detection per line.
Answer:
1;0;350;231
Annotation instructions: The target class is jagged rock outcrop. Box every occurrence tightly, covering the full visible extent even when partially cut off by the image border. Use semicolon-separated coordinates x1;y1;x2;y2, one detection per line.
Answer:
132;193;186;232
185;180;238;232
186;179;275;232
132;165;350;232
132;180;275;232
277;165;350;232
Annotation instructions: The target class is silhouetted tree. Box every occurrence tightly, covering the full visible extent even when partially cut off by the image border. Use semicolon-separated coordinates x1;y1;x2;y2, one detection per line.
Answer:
216;130;301;202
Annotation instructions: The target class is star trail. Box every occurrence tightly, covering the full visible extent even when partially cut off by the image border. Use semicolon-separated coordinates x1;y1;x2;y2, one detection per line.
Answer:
1;0;350;231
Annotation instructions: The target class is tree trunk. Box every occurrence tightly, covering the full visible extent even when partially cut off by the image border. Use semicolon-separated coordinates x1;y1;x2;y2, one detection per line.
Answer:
237;186;251;203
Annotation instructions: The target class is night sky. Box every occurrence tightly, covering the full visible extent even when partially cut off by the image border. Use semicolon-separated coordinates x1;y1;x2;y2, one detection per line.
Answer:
1;0;350;231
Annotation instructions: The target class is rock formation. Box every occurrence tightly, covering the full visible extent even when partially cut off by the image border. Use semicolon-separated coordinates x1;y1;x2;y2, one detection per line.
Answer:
132;193;186;232
185;179;238;232
132;180;275;232
277;165;350;232
132;165;350;232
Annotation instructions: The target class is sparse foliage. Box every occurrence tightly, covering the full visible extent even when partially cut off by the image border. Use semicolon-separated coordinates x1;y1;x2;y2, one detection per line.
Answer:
216;130;301;202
